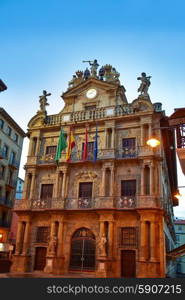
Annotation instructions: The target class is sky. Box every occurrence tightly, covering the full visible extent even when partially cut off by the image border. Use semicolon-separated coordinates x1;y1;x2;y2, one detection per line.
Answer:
0;0;185;217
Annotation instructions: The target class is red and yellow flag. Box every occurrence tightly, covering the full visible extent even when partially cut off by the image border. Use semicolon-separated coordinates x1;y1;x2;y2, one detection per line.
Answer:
66;129;75;162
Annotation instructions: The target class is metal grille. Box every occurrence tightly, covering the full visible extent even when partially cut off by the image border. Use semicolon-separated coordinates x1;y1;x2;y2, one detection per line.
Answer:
121;180;136;196
119;227;138;248
36;227;50;243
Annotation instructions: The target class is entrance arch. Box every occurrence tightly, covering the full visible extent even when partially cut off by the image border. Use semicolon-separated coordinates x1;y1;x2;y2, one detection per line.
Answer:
69;228;96;271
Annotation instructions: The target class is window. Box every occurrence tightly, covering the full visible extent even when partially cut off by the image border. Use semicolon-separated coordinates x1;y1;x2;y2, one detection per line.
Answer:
82;142;94;160
40;184;53;199
178;225;182;231
36;227;50;243
7;126;12;137
79;182;92;198
14;133;19;143
45;146;57;155
0;119;4;129
121;180;136;196
122;138;136;158
3;145;9;158
85;105;96;110
9;151;16;164
119;227;138;247
0;165;5;179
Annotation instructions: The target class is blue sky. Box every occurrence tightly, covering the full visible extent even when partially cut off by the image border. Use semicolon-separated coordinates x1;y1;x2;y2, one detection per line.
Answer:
1;0;185;216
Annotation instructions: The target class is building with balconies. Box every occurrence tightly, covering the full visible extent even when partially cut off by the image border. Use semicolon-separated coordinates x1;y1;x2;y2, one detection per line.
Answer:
12;62;178;277
0;108;25;254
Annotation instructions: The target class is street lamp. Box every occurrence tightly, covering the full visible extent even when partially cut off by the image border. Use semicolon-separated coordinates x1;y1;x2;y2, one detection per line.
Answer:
146;137;161;148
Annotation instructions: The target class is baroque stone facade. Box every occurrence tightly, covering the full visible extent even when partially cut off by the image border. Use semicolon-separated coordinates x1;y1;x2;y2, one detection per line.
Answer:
11;63;178;277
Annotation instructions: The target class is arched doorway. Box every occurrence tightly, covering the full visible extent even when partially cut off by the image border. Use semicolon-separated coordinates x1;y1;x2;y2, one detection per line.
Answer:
69;228;96;271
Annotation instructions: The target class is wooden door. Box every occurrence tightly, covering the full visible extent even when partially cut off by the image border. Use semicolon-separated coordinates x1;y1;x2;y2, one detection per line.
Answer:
40;184;53;199
34;247;47;270
79;182;92;198
121;250;136;278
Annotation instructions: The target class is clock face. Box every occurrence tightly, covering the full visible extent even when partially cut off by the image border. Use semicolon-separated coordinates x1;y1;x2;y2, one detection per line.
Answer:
86;88;97;99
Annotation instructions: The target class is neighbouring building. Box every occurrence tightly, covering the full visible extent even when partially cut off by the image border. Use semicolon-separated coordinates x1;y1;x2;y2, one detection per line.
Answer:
12;61;178;277
174;219;185;275
9;178;24;248
0;79;7;93
0;108;25;254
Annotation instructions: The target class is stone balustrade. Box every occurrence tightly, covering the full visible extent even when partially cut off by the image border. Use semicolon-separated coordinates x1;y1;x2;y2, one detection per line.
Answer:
14;195;162;211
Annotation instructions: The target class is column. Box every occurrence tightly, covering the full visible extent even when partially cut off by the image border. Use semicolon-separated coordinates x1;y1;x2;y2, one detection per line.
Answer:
140;220;146;261
108;221;114;257
61;170;67;198
22;172;30;199
50;221;56;237
149;163;154;195
140;124;144;146
105;129;108;148
57;220;64;257
140;165;145;195
158;162;162;197
15;221;23;255
22;221;31;255
101;168;106;196
54;170;60;198
148;123;152;138
99;221;105;237
35;137;41;156
29;171;36;199
110;167;115;196
28;138;33;156
150;221;156;261
111;127;115;149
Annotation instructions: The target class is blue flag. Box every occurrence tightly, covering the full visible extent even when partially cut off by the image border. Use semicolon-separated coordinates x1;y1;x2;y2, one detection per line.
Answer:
94;126;98;161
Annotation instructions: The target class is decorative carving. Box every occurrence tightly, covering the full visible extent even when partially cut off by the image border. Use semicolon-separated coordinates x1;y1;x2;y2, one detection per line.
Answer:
137;72;151;96
76;171;98;179
47;234;57;256
38;90;51;113
98;233;107;256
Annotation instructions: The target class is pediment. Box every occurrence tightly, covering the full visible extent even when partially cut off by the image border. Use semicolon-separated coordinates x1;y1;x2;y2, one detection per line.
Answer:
62;78;118;99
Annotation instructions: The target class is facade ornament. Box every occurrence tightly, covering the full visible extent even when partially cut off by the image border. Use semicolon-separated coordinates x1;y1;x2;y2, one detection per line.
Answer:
98;233;107;256
83;59;99;77
68;75;77;89
137;72;151;96
84;68;91;80
38;90;51;113
48;234;57;256
99;66;105;80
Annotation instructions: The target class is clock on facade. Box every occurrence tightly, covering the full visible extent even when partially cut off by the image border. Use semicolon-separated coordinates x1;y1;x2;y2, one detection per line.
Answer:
86;88;97;99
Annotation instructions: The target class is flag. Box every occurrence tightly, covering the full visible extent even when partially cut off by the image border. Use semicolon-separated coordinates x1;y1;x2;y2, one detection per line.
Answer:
55;128;67;162
66;128;76;162
94;126;98;161
82;127;88;161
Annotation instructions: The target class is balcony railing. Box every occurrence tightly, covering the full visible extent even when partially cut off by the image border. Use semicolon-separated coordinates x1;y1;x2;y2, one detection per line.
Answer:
0;197;13;208
14;195;162;211
0;148;6;159
8;159;19;169
6;179;17;189
45;105;134;125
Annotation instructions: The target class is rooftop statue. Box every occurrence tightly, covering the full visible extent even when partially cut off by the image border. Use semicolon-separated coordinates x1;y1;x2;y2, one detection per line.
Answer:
83;59;99;77
39;90;51;113
137;72;151;96
84;68;91;80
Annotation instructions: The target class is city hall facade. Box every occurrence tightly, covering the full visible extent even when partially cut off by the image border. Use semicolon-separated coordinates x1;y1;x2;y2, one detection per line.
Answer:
12;61;178;277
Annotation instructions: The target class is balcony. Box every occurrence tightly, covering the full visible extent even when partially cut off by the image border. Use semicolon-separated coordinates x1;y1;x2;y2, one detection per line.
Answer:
5;179;17;190
45;104;134;125
8;159;19;170
14;195;162;211
0;197;13;208
0;148;6;159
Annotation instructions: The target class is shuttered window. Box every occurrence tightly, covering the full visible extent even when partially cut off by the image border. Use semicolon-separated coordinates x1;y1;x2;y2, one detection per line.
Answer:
40;184;53;199
119;227;138;248
79;182;92;198
36;227;50;243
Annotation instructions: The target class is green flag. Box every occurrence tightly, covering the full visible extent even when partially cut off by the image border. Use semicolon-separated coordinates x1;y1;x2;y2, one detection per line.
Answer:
55;128;67;162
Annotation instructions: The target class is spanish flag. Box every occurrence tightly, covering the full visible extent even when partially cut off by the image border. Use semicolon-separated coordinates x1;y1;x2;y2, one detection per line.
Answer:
66;128;75;162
